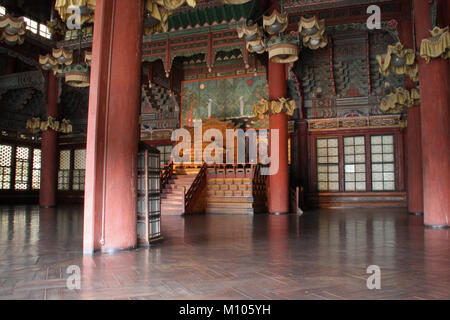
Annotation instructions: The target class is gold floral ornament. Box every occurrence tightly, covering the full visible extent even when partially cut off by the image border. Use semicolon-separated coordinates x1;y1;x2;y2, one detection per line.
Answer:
59;119;73;134
253;99;270;119
27;117;73;134
253;98;297;118
298;16;327;50
0;14;26;45
420;26;450;63
41;116;60;132
380;87;419;114
26;118;42;134
270;98;297;116
263;10;288;35
376;42;418;81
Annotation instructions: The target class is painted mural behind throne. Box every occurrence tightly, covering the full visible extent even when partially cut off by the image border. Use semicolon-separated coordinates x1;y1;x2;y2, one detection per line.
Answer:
181;75;267;127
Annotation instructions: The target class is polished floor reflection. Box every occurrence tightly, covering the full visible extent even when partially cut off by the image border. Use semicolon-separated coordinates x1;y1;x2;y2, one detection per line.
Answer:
0;205;449;300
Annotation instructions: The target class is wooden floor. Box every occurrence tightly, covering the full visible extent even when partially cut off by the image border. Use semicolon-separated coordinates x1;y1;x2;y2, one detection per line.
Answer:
0;205;449;300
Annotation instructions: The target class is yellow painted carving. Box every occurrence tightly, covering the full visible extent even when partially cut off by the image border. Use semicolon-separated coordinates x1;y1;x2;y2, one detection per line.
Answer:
420;26;450;63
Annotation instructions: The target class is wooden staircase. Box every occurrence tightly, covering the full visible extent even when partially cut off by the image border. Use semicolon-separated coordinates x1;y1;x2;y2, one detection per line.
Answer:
161;166;207;216
205;166;267;215
160;164;267;215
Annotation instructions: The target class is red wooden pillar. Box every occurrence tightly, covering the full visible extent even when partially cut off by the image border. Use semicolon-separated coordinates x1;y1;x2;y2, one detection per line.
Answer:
83;0;145;254
398;10;424;215
413;0;450;227
268;61;289;214
39;72;59;208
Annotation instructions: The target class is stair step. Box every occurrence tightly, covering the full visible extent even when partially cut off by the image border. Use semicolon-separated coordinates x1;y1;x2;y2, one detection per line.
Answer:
161;204;184;210
165;184;189;190
161;209;184;216
172;175;197;179
207;196;253;203
206;202;254;209
162;187;184;192
161;199;184;205
205;208;254;215
161;193;184;199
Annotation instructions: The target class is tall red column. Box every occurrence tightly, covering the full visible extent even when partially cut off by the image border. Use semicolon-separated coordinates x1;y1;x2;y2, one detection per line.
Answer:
413;0;450;227
268;61;289;214
83;0;145;254
39;72;58;208
398;9;423;215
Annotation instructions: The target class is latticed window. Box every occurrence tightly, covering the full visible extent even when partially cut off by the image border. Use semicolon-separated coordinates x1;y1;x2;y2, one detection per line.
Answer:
24;17;38;34
344;136;367;191
371;135;395;191
317;138;339;191
39;24;51;39
32;149;41;190
0;145;12;190
58;150;71;191
73;149;86;191
15;147;30;190
157;145;173;166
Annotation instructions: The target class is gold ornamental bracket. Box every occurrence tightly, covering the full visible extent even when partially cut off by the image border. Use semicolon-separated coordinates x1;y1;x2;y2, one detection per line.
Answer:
39;54;58;72
420;26;450;63
267;34;299;64
65;63;90;87
380;87;420;114
55;0;198;35
0;14;26;45
253;98;297;119
52;48;73;65
39;48;74;75
298;16;327;50
263;10;288;35
238;21;263;42
238;21;266;54
376;42;418;81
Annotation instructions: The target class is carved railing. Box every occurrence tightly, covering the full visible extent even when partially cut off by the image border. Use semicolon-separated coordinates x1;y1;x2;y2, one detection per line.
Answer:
183;162;207;214
160;161;173;189
290;186;304;215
